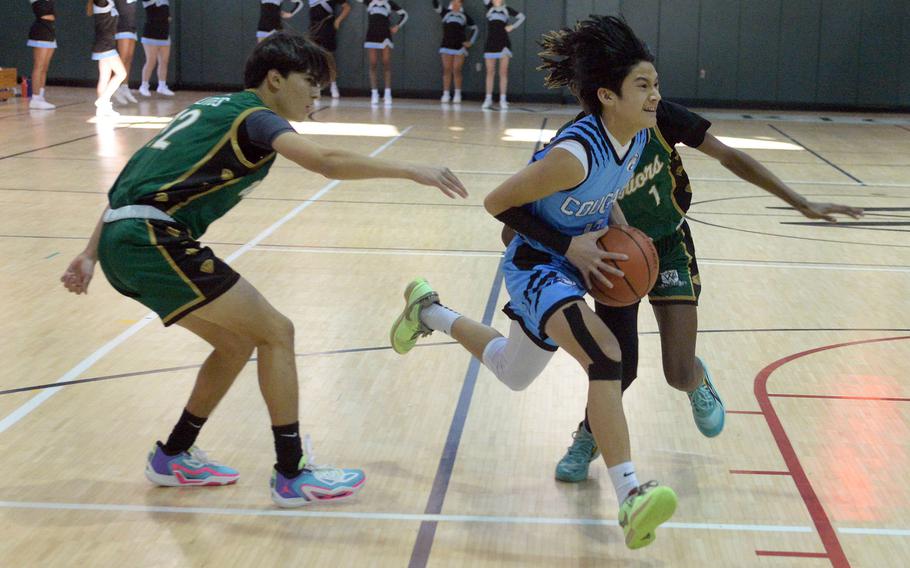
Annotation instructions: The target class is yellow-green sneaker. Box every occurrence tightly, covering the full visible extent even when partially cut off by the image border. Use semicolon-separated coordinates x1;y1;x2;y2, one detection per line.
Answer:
390;278;439;355
618;481;678;549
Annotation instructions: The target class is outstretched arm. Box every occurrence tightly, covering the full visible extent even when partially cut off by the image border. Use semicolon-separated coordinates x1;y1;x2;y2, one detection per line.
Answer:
335;1;352;27
61;207;108;295
696;133;864;222
272;131;467;198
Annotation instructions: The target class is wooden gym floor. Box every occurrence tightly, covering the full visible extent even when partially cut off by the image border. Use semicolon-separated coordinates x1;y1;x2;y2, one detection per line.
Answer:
0;87;908;567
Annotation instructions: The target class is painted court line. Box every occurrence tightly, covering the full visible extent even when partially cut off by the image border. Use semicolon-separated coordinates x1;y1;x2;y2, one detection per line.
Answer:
0;127;413;435
2;500;908;537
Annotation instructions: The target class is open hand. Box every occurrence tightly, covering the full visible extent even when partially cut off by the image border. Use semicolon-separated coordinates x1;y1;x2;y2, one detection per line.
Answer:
797;201;864;222
410;166;469;199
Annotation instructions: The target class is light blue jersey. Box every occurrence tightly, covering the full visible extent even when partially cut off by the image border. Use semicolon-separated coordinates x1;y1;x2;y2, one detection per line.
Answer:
501;114;649;350
522;114;649;254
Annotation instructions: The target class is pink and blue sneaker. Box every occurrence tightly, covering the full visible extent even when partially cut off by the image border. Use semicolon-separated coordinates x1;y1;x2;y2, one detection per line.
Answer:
145;442;240;486
270;436;365;508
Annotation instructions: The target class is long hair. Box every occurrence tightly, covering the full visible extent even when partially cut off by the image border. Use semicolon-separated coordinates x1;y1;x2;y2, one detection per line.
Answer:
243;32;334;88
539;15;654;114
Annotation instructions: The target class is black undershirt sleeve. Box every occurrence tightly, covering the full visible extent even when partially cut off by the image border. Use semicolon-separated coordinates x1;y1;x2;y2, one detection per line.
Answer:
495;207;571;256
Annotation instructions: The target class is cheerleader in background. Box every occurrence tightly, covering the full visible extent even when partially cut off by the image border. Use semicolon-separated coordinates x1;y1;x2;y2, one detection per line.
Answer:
139;0;174;96
432;0;477;104
356;0;408;106
112;0;139;104
88;0;127;117
257;0;304;42
26;0;58;110
481;0;524;110
308;0;351;98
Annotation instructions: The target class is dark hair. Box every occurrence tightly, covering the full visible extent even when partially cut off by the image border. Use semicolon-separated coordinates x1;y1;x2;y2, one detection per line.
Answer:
539;15;654;114
243;32;334;89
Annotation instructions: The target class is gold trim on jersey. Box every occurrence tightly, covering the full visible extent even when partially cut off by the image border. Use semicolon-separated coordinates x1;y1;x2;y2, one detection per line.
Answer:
652;127;691;220
146;221;207;324
230;106;278;169
159;105;275;215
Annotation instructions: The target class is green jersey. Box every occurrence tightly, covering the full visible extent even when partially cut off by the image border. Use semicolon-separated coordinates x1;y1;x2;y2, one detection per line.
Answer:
557;102;711;241
108;90;278;238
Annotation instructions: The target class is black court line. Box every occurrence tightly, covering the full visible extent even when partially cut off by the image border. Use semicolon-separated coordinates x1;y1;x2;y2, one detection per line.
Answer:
897;125;910;134
4;327;908;398
0;341;459;396
781;221;910;227
768;206;910;212
0;109;181;161
0;101;88;120
408;259;505;568
685;216;910;249
767;124;865;185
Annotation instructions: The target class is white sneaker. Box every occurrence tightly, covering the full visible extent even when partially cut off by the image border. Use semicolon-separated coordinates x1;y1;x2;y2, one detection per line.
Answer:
440;91;451;103
29;96;56;110
95;100;120;118
499;96;509;110
383;89;392;106
112;86;128;105
330;83;340;98
156;84;175;96
370;90;379;106
139;83;151;97
123;86;138;103
452;91;462;103
481;95;493;109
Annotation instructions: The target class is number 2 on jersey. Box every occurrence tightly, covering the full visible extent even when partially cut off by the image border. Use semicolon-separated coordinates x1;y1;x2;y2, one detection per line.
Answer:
151;109;202;150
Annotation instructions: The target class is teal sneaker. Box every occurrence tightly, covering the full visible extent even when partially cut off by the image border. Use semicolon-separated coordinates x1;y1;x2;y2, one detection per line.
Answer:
618;481;678;549
555;422;600;482
688;356;725;437
270;435;365;508
390;278;439;355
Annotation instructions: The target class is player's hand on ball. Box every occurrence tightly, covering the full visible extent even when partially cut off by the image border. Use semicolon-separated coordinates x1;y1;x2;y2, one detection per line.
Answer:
566;228;627;291
411;166;469;199
798;201;864;222
61;252;97;295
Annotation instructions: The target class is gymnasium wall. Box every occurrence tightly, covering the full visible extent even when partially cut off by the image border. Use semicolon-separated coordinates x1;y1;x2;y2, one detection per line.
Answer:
4;0;910;109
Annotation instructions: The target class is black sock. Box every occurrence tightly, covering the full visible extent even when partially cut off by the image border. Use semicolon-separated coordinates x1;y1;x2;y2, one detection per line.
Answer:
272;422;303;477
582;409;592;434
163;408;207;456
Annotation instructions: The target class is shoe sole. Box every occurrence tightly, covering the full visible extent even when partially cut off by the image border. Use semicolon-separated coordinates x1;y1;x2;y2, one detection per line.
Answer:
145;465;239;487
624;487;678;549
271;478;365;508
389;279;437;355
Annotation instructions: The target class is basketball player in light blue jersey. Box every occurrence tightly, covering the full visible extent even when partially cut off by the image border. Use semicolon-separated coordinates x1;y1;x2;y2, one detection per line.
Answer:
390;16;677;549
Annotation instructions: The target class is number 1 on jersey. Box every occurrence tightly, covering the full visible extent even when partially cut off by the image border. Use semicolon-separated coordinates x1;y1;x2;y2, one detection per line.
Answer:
648;185;661;206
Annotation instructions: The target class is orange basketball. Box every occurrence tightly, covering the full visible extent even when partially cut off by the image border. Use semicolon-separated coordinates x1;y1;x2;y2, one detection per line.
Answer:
589;225;659;307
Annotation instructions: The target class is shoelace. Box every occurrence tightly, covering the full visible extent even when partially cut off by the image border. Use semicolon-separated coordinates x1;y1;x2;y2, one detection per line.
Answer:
564;429;596;460
689;385;716;414
184;447;223;468
300;434;343;474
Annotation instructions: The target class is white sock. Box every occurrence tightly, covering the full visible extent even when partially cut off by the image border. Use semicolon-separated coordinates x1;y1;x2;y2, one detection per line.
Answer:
384;88;392;97
608;462;639;503
500;94;508;102
419;303;461;335
454;89;461;96
38;88;46;98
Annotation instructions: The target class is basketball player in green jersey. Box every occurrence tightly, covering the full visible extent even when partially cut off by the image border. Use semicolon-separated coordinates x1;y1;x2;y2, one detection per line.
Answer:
539;101;864;482
60;32;467;507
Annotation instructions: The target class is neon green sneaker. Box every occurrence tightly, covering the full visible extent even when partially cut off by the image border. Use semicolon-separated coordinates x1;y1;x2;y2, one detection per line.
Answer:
390;278;439;355
618;481;678;550
555;422;600;482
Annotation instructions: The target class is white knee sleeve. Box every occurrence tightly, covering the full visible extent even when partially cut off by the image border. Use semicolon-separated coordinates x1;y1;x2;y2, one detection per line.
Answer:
481;321;553;391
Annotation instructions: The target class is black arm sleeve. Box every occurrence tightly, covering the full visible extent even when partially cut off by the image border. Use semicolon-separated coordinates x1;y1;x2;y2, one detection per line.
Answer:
656;100;711;148
495;207;571;256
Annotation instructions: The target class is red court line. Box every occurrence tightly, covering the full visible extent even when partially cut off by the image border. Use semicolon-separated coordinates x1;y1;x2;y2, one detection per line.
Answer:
727;409;763;415
768;393;910;403
754;335;910;568
757;551;829;559
730;470;790;475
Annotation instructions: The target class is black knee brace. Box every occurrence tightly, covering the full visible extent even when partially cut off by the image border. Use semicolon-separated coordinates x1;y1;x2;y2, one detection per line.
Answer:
563;303;623;381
